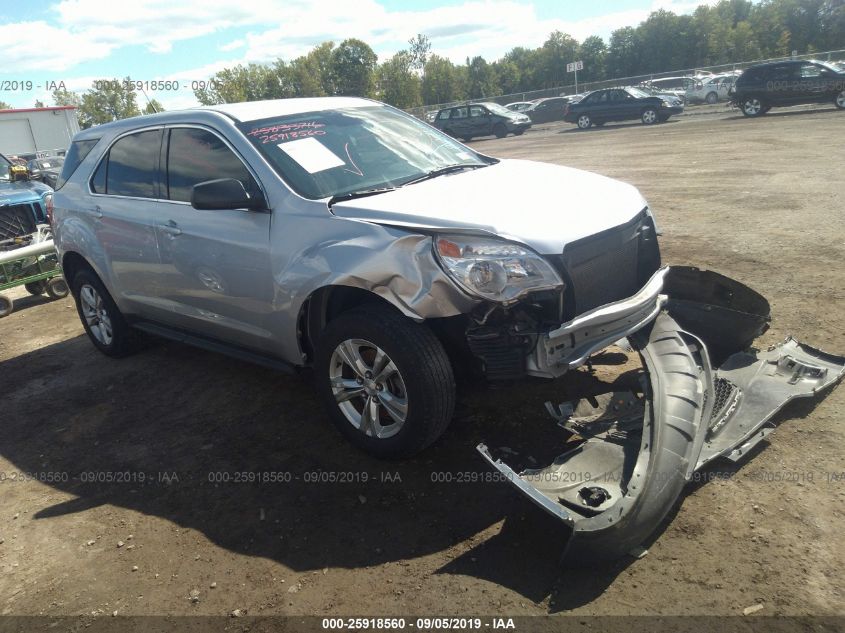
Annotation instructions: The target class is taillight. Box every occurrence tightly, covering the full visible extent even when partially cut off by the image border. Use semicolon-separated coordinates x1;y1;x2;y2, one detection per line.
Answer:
45;193;54;226
564;104;570;115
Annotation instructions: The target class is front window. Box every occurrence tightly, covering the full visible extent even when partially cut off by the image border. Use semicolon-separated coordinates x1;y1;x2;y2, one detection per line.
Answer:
238;105;490;200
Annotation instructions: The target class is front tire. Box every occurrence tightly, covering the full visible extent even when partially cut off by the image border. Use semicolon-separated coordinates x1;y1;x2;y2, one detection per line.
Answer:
576;114;592;129
315;306;455;459
641;108;659;124
71;269;136;357
705;92;718;104
494;123;508;138
741;97;765;117
835;90;845;110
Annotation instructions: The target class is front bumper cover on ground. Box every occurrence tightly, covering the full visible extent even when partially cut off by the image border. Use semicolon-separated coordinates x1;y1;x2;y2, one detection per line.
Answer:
479;266;845;563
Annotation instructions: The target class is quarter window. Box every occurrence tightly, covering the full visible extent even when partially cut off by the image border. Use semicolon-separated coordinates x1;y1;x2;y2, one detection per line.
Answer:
166;128;257;203
104;129;162;198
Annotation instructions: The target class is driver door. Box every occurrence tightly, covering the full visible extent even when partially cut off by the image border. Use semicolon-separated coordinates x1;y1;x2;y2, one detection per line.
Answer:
153;125;275;351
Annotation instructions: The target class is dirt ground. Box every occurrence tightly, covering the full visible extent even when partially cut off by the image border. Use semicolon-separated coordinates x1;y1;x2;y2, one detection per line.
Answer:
1;104;843;627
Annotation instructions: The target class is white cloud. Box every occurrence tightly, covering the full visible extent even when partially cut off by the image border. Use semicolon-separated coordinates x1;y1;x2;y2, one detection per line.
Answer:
219;39;246;52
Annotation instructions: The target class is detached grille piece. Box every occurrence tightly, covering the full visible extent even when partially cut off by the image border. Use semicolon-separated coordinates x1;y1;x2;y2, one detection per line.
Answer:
546;211;661;318
0;204;37;241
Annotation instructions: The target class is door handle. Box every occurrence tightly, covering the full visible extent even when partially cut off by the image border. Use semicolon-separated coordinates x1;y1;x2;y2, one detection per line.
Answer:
158;222;182;236
86;205;103;219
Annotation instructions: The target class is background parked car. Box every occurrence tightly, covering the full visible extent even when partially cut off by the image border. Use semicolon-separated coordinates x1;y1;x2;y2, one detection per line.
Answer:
730;59;845;116
564;87;683;129
26;157;64;189
524;96;570;123
686;73;737;104
505;101;535;112
634;84;685;107
432;102;531;140
643;76;697;104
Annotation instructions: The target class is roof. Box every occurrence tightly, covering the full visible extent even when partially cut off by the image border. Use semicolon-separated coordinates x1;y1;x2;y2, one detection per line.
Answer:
201;97;377;122
0;106;77;114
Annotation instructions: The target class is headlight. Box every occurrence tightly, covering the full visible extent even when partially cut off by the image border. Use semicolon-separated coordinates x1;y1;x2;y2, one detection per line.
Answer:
661;100;672;107
435;235;563;303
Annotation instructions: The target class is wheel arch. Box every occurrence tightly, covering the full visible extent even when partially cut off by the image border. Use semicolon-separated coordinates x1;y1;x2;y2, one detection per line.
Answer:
61;251;100;291
298;285;410;364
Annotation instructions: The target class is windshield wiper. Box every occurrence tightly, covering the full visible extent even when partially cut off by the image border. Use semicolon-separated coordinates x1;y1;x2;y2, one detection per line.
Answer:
327;187;396;207
400;163;487;187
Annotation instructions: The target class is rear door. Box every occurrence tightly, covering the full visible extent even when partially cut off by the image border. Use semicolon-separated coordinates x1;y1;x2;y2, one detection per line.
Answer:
88;127;168;318
153;125;275;351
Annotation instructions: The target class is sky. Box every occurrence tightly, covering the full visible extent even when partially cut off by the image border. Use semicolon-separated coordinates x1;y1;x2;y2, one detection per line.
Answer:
0;0;719;110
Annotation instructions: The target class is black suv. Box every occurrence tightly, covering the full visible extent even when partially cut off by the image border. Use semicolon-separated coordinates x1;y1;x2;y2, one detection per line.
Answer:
731;60;845;117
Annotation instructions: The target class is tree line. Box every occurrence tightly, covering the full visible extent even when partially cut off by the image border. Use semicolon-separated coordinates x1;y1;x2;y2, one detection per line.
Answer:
47;0;844;126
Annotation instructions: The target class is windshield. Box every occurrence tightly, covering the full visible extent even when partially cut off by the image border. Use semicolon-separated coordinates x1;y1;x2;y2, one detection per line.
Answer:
238;105;490;200
626;87;650;98
484;102;514;116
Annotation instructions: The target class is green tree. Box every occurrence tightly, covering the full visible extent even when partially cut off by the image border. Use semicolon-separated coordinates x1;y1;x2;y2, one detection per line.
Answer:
422;54;462;104
332;38;378;96
52;88;82;108
34;99;45;108
578;35;607;82
0;101;11;109
408;34;432;73
142;99;165;114
378;51;422;109
606;27;642;77
537;31;580;87
194;63;289;105
465;56;499;98
78;77;140;128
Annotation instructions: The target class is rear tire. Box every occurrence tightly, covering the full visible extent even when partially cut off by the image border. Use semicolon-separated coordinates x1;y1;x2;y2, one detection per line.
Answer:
705;92;718;104
576;114;592;129
25;281;46;295
46;276;69;299
741;97;765;117
71;269;136;357
0;294;13;318
315;306;455;459
835;90;845;109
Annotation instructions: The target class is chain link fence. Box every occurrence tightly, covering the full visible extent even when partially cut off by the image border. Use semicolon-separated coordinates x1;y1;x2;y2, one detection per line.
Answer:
408;48;845;119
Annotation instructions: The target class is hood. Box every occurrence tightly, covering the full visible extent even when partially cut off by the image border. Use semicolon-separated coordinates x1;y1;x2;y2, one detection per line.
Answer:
331;159;648;254
0;180;52;206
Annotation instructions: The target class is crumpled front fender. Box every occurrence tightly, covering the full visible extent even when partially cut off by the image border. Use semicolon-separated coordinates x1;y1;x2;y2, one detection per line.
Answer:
479;268;845;564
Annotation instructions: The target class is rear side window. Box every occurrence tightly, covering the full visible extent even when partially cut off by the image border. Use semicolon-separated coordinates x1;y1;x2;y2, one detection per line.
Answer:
102;129;162;198
165;128;257;203
56;139;99;189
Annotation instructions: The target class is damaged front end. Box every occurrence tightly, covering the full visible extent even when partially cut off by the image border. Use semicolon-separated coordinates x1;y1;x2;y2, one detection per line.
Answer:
477;266;845;563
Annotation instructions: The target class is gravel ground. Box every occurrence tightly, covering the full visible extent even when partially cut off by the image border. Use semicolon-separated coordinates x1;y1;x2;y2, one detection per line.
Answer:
0;103;843;626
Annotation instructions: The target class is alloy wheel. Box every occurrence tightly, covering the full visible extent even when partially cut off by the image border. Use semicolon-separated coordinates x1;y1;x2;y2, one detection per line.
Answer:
329;338;408;439
80;284;114;346
743;98;762;115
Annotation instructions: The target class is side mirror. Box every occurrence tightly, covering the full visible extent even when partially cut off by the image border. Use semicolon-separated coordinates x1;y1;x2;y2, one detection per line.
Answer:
191;178;264;211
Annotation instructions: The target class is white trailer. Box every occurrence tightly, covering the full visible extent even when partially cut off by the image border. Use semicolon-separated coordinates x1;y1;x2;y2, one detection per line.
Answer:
0;106;80;158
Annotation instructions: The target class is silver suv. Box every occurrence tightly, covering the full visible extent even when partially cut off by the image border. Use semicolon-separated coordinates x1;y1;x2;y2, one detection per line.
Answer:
52;97;842;560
